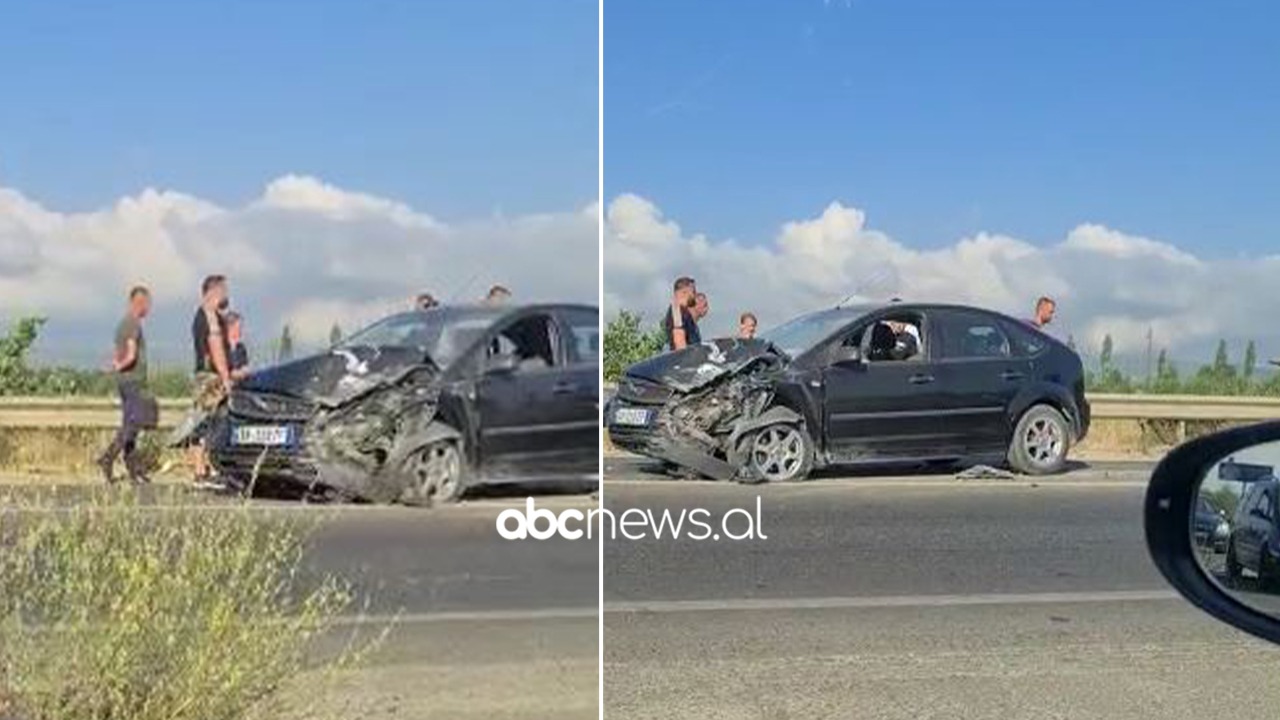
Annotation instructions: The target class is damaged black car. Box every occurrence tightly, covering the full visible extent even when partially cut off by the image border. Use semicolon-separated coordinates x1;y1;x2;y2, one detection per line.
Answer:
208;303;599;504
607;302;1089;482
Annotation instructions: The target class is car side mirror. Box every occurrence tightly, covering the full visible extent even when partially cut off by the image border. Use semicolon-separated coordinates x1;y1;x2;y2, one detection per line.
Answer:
486;353;520;375
1146;421;1280;646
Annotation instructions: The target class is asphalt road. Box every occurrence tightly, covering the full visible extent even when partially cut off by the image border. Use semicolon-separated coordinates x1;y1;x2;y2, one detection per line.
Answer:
0;482;601;720
603;457;1280;720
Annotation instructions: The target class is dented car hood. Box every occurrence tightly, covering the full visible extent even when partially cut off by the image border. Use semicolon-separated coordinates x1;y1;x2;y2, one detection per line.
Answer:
625;338;786;393
236;345;437;407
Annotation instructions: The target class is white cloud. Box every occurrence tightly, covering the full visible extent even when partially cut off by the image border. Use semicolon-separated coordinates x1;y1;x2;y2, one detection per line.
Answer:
0;176;597;365
605;193;1279;368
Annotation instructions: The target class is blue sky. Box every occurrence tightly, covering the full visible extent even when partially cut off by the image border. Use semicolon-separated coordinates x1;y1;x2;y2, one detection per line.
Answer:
606;0;1279;256
0;0;598;216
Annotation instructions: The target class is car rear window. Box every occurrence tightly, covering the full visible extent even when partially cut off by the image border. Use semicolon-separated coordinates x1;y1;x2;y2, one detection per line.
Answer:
1003;320;1049;357
562;308;600;364
937;311;1012;360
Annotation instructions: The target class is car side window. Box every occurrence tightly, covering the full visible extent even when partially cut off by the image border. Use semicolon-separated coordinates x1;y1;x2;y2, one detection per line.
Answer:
561;308;599;364
938;311;1012;360
489;314;559;371
1004;320;1047;357
848;315;924;363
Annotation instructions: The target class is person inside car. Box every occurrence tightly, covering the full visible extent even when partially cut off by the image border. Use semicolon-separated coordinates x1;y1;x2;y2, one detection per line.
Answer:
880;319;921;361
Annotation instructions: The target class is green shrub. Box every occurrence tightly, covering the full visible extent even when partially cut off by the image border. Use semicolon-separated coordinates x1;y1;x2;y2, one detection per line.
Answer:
603;310;666;382
0;494;364;720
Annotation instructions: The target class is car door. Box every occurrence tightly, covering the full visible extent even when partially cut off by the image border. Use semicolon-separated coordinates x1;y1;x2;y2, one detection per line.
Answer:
554;306;602;475
822;313;951;460
1239;484;1275;570
474;311;579;479
930;309;1031;454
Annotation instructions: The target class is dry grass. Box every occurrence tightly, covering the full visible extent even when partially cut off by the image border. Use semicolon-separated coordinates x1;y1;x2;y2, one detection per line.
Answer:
0;428;180;476
0;493;379;720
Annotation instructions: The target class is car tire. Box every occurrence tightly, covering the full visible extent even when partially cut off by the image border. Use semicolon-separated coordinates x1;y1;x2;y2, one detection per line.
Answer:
1225;540;1243;588
401;440;467;507
744;423;814;483
1008;404;1071;475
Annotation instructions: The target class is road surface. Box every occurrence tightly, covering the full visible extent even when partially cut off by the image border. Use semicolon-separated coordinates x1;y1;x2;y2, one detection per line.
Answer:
603;457;1280;720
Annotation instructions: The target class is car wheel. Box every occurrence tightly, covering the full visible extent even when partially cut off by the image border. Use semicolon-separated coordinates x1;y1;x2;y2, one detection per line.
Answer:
1008;404;1071;475
402;441;466;507
1261;553;1280;592
1225;540;1243;588
746;423;814;483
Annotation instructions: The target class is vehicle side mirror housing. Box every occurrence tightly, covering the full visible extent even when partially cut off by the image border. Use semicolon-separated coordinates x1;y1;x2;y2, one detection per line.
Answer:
1145;421;1280;646
486;353;520;375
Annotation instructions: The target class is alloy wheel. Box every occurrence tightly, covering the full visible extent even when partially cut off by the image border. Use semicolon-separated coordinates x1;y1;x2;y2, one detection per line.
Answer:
415;442;462;503
1022;417;1064;467
750;425;806;482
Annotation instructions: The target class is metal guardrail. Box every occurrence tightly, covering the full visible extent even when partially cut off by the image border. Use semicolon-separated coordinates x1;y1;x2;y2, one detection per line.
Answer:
1087;393;1280;421
0;397;189;429
0;393;1276;430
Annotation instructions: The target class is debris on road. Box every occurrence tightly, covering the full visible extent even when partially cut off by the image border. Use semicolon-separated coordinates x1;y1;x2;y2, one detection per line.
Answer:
955;464;1018;481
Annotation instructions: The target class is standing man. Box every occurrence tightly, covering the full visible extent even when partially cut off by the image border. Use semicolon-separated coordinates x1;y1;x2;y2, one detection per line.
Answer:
662;276;701;351
738;312;758;340
225;310;251;380
190;274;233;486
415;292;439;311
485;285;512;306
693;292;710;323
1028;296;1056;330
98;286;154;484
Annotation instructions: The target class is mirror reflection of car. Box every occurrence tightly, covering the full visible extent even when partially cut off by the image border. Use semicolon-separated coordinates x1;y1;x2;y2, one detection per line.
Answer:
1146;424;1280;646
607;302;1089;483
1224;476;1280;588
207;303;600;505
1193;496;1230;554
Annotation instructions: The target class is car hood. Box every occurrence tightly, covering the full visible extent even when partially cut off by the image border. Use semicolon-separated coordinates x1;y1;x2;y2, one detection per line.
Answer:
236;346;436;407
624;338;786;393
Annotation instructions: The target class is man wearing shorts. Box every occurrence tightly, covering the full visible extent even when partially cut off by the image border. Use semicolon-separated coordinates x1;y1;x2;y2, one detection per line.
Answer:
190;274;233;486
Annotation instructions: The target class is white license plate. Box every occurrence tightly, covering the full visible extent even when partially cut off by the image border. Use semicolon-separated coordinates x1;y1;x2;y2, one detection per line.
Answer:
613;407;651;426
233;425;292;446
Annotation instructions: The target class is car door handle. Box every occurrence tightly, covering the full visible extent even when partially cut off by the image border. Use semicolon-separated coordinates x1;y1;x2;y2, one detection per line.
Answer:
552;381;579;395
1000;370;1026;381
908;374;935;385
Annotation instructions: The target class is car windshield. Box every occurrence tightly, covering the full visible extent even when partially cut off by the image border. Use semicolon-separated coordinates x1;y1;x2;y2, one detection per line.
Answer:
337;310;496;368
760;306;873;357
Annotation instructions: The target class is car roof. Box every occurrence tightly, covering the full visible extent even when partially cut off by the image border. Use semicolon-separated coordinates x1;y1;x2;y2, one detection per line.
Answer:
399;302;598;324
802;301;1018;324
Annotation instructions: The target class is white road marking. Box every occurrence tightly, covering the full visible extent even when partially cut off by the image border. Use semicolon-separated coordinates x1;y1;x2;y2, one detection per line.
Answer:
603;590;1179;615
332;606;599;626
602;478;1148;489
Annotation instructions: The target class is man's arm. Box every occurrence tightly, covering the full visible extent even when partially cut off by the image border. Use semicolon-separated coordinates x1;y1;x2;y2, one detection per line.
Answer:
670;304;688;350
113;337;137;372
204;309;233;389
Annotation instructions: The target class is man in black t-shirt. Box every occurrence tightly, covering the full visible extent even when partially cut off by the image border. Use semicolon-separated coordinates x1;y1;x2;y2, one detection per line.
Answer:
189;274;233;486
662;276;701;351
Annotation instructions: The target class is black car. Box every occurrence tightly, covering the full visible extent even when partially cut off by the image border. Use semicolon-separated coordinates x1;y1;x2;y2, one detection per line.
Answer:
607;302;1089;482
209;303;599;504
1226;477;1280;587
1194;496;1230;553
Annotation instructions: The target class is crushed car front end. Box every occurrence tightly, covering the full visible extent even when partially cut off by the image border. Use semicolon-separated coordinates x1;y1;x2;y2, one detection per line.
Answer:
209;347;444;502
607;339;789;480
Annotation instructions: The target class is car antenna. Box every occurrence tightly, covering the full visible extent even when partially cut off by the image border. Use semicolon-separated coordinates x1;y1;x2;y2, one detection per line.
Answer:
446;270;481;304
836;268;893;308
